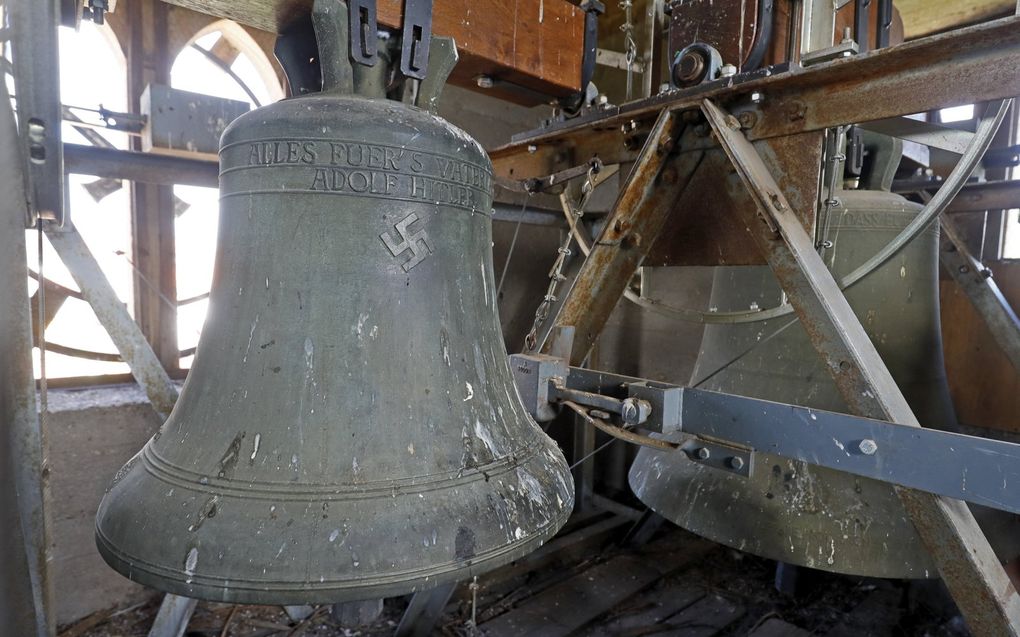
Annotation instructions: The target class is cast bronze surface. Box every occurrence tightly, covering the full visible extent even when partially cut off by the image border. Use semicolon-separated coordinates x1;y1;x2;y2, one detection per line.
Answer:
94;6;574;603
631;189;1020;578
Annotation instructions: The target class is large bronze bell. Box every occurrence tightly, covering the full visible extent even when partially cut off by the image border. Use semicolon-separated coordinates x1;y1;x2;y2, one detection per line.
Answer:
630;187;1020;578
95;7;573;604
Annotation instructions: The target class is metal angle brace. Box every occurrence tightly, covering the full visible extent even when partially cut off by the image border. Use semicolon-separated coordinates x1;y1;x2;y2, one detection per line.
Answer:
939;215;1020;373
510;353;1020;514
702;97;1020;637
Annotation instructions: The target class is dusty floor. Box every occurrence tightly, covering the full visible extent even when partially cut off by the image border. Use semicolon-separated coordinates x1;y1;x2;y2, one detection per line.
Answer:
58;523;970;637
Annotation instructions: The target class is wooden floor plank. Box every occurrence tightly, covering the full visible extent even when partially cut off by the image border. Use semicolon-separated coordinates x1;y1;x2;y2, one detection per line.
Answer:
581;583;705;636
479;555;663;637
655;593;745;636
749;617;813;637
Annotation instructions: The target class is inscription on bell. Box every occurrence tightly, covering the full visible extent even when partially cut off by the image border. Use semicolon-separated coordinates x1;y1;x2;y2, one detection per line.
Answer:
235;138;492;213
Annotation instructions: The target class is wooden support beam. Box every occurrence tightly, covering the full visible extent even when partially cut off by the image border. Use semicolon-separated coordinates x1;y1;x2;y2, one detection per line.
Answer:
155;0;585;100
127;0;179;372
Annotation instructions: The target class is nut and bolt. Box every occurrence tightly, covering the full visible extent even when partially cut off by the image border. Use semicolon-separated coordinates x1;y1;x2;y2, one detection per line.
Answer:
719;64;737;78
858;439;878;455
727;456;745;470
658;82;673;94
981;269;993;279
694;447;711;460
475;75;495;89
527;144;538;154
750;91;764;104
596;94;609;107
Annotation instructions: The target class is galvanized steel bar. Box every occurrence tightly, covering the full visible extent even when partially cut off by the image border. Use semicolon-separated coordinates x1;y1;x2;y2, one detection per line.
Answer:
940;216;1020;373
0;69;53;637
703;97;1020;637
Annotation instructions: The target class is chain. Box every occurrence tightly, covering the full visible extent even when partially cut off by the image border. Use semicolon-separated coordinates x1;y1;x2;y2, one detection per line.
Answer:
523;160;601;352
817;126;847;255
620;0;637;100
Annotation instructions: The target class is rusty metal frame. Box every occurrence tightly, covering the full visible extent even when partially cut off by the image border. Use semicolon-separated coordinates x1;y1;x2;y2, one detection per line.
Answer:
511;18;1020;625
702;97;1020;636
543;109;703;365
493;16;1020;165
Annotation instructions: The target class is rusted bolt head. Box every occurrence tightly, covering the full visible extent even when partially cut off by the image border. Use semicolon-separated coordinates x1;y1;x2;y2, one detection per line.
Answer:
838;360;852;372
858;439;878;455
694;447;711;460
737;111;758;129
727;456;745;470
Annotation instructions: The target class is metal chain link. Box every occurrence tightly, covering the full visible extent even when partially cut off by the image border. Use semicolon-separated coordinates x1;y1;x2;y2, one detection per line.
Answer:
524;160;601;352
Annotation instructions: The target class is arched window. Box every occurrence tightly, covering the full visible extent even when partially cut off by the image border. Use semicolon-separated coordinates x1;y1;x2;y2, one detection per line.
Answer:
171;21;282;368
27;20;134;380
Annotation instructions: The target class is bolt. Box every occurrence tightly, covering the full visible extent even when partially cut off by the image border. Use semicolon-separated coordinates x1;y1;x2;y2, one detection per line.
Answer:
596;94;609;107
959;265;970;274
981;269;993;279
527;145;538;154
694;447;711;460
750;91;764;104
838;360;852;372
475;75;494;89
621;400;639;424
720;64;737;78
659;83;672;94
737;111;758;129
818;240;834;249
727;456;745;470
858;439;878;455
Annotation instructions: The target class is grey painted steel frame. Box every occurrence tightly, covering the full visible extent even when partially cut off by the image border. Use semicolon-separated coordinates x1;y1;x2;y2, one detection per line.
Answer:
7;0;64;226
702;97;1020;636
0;63;53;637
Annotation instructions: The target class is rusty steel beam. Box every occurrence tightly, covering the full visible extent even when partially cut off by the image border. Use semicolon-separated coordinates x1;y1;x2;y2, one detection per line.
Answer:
703;97;1020;637
543;110;703;365
493;16;1020;170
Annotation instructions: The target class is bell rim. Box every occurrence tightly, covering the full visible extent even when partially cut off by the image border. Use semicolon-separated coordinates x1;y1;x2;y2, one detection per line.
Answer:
94;504;571;604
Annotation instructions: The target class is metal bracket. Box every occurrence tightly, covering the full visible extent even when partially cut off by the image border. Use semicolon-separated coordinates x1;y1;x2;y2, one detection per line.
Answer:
348;0;378;66
680;438;752;477
510;353;1020;515
400;0;434;80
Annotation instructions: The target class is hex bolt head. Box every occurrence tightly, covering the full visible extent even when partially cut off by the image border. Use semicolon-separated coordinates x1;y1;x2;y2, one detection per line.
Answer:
694;447;711;460
859;439;878;455
475;75;494;89
720;64;737;78
750;91;764;104
727;456;745;470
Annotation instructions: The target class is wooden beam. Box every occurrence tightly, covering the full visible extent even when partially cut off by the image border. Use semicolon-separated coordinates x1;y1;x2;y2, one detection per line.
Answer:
897;0;1014;38
155;0;585;99
128;0;179;372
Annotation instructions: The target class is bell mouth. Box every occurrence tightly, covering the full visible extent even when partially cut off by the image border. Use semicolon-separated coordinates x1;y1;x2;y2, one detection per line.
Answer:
95;442;573;605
